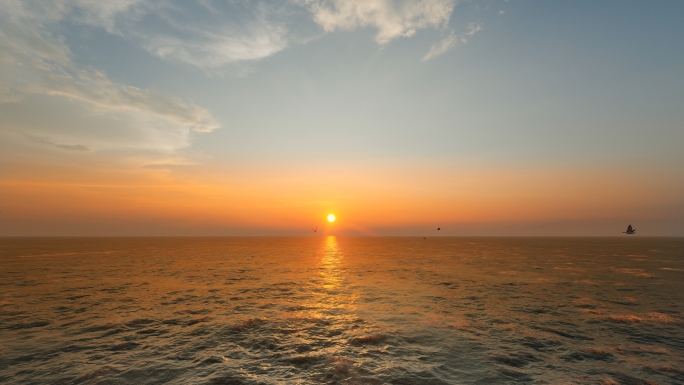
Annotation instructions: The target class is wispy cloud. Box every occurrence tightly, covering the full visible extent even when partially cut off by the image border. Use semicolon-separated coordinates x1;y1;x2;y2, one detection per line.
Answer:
0;1;293;71
41;68;219;133
300;0;456;44
466;22;482;37
421;30;457;61
26;134;90;152
0;1;220;153
3;0;475;71
421;22;482;61
72;0;292;69
142;27;288;69
0;0;488;161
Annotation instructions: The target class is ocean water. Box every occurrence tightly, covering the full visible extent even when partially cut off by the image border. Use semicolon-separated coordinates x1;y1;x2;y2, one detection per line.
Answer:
1;237;683;385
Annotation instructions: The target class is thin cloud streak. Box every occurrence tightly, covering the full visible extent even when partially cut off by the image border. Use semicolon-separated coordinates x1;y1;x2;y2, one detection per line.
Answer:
26;134;90;152
300;0;456;44
421;22;481;61
422;30;457;61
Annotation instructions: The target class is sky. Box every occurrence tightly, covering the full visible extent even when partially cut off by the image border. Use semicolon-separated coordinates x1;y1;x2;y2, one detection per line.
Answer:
1;0;683;236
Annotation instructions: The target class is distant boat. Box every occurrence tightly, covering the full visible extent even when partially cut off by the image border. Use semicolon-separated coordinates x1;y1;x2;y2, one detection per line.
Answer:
623;225;636;234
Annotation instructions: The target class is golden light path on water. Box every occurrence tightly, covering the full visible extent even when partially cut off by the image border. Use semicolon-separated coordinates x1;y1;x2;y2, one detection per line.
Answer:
1;237;683;384
317;236;346;299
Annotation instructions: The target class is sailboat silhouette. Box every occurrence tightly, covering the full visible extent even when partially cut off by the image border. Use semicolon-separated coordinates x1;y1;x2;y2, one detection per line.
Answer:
623;225;636;234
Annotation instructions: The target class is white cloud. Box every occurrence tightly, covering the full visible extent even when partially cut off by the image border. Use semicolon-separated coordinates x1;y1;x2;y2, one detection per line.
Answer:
421;22;481;61
41;68;219;133
70;0;144;31
421;30;457;61
466;22;482;36
76;0;291;68
0;2;220;153
300;0;456;44
0;0;292;70
1;0;471;69
140;21;289;68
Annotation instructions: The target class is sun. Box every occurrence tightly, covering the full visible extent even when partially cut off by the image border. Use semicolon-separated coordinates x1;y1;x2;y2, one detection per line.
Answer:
327;214;336;223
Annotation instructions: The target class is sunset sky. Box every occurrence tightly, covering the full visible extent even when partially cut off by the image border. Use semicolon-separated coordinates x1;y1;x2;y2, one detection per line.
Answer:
1;0;683;236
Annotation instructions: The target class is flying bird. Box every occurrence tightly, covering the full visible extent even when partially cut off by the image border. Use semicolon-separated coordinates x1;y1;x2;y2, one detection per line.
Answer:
312;227;318;233
437;228;440;230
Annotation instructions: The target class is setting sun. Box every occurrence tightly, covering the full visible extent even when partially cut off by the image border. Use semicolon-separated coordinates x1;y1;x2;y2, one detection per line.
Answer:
327;214;336;223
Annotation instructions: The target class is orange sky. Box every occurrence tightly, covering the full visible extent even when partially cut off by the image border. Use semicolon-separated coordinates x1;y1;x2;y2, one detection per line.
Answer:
2;157;682;235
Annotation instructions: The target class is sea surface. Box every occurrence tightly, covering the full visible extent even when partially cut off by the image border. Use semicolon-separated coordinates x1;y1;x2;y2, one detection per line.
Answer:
1;237;683;384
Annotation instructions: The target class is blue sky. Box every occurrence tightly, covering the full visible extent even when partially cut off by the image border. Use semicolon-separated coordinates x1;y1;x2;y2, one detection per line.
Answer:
1;0;683;235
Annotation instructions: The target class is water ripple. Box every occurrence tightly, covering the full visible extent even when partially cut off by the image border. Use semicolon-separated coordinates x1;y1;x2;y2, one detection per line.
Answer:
0;236;682;384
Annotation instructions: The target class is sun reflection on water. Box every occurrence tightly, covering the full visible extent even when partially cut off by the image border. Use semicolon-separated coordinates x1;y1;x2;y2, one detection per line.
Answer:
320;236;342;290
306;236;357;317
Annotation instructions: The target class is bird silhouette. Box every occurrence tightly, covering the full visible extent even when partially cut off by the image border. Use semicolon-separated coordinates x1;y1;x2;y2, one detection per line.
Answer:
437;227;440;230
312;226;318;233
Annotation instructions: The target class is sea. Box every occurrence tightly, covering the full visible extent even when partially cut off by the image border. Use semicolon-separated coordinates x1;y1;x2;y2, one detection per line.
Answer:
1;237;682;384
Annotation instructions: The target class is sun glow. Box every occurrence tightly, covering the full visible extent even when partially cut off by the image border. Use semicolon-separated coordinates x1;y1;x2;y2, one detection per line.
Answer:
327;214;336;223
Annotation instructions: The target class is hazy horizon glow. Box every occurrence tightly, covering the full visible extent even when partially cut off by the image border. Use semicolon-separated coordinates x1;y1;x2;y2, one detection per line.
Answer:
1;0;683;236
